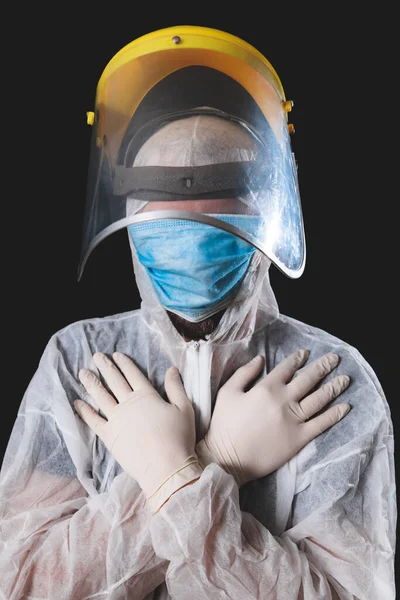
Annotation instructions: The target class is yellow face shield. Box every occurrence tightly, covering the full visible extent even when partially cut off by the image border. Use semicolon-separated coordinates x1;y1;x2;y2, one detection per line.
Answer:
80;25;304;281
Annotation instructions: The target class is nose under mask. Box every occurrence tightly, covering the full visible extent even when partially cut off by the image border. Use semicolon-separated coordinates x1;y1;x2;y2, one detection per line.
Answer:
128;215;260;322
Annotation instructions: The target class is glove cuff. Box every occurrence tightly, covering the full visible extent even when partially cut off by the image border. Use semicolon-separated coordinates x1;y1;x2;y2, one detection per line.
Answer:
147;457;203;514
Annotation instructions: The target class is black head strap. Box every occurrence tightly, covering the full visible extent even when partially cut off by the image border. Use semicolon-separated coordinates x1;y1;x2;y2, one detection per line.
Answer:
113;161;266;200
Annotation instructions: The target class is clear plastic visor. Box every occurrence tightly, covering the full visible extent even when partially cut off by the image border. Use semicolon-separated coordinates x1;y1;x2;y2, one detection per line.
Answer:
79;61;305;280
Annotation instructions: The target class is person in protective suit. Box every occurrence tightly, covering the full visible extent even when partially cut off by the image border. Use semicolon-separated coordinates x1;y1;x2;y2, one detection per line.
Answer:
0;26;396;599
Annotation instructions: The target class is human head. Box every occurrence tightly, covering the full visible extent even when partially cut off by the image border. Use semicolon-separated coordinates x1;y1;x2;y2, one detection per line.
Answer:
125;114;264;339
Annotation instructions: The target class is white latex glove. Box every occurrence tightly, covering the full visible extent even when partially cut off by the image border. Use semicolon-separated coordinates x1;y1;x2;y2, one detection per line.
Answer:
74;352;202;502
196;349;351;486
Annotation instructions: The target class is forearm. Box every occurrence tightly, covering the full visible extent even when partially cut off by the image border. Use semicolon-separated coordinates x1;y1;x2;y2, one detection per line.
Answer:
0;470;167;600
149;464;387;600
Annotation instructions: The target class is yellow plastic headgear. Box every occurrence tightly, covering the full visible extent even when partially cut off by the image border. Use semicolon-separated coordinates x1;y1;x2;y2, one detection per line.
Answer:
87;25;294;159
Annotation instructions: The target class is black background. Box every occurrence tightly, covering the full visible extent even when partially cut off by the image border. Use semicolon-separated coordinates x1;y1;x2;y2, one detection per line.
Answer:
3;2;398;574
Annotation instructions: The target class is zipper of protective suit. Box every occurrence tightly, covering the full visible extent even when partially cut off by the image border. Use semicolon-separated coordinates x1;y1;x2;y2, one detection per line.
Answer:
184;339;212;441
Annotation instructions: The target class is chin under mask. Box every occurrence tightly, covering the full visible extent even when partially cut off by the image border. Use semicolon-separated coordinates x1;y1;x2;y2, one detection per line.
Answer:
128;215;260;322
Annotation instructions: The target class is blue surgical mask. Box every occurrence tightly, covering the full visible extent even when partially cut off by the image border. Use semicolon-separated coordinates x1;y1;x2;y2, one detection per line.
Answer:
128;215;260;322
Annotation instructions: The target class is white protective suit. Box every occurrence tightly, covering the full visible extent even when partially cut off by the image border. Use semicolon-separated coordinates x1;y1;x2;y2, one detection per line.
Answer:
0;239;397;599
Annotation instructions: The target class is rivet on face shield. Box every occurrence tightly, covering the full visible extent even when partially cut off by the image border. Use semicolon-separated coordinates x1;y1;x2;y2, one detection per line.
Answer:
282;100;294;113
172;36;181;44
185;178;192;188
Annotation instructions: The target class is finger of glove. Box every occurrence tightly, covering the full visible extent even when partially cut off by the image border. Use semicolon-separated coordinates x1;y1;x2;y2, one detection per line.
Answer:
287;353;340;401
266;349;309;386
164;367;192;412
112;352;155;395
302;402;351;444
79;368;118;419
74;400;106;438
93;352;132;400
298;375;351;420
223;355;265;392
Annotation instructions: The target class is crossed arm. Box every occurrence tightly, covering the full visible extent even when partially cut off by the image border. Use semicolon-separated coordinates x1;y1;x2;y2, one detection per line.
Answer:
0;347;395;599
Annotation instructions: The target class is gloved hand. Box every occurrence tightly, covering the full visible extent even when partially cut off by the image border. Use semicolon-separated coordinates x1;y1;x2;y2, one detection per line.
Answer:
74;352;202;508
195;349;351;486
